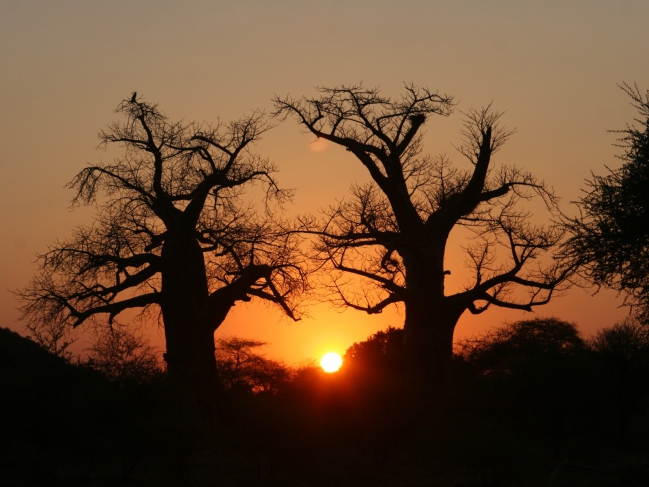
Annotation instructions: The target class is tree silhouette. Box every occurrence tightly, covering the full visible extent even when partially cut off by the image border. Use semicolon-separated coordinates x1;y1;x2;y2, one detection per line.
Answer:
274;84;571;385
17;95;307;413
215;336;291;393
563;83;649;322
344;326;404;376
86;326;162;387
590;317;649;440
456;317;584;379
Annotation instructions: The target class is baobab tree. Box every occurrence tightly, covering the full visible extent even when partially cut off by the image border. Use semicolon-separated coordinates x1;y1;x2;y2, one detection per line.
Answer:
18;95;306;413
274;84;572;385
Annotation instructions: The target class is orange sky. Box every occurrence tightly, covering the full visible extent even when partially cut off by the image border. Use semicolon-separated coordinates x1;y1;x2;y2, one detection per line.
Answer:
2;1;649;364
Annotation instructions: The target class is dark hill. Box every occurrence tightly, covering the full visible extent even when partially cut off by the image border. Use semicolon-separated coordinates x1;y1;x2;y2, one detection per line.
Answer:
0;327;112;434
0;327;118;484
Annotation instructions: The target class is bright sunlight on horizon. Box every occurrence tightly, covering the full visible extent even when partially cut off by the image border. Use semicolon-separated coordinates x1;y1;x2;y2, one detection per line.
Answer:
320;352;343;373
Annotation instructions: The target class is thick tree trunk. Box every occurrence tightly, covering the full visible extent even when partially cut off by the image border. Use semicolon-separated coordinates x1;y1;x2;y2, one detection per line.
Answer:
400;234;465;388
403;293;464;388
159;232;220;422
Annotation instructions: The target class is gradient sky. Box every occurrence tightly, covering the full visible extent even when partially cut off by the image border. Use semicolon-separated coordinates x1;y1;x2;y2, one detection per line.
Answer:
2;0;649;363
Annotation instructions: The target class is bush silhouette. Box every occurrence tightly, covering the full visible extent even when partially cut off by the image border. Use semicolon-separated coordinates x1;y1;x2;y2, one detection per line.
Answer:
454;317;594;431
343;326;404;378
589;317;649;440
86;326;164;387
215;336;292;394
456;317;584;378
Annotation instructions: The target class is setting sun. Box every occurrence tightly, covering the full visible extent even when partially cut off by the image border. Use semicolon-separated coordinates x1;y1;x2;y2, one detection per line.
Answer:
320;352;343;373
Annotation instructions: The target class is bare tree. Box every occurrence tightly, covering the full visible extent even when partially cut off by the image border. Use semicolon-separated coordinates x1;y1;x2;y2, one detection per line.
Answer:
17;95;307;412
86;326;163;386
274;84;571;385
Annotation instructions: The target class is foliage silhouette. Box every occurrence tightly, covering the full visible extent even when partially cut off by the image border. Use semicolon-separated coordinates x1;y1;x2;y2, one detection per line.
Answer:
455;318;591;420
275;84;572;385
215;336;292;393
5;322;649;485
86;326;164;387
590;317;649;440
456;317;585;378
16;95;307;416
343;326;404;380
563;83;649;322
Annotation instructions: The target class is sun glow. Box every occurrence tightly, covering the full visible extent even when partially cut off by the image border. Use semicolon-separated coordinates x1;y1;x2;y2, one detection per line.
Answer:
320;352;343;373
309;137;328;152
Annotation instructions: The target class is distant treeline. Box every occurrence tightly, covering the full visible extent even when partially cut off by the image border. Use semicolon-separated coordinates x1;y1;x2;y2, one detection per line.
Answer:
3;317;649;485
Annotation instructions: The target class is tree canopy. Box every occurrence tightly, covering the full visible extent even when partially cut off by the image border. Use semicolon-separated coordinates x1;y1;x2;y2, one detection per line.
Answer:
17;95;307;411
275;84;572;383
216;336;291;393
563;83;649;321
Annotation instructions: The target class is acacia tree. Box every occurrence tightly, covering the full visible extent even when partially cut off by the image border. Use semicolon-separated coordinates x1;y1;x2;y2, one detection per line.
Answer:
17;95;306;411
562;83;649;322
275;84;571;384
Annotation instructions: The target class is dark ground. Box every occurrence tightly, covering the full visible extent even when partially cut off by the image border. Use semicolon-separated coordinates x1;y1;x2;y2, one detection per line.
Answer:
1;326;648;487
